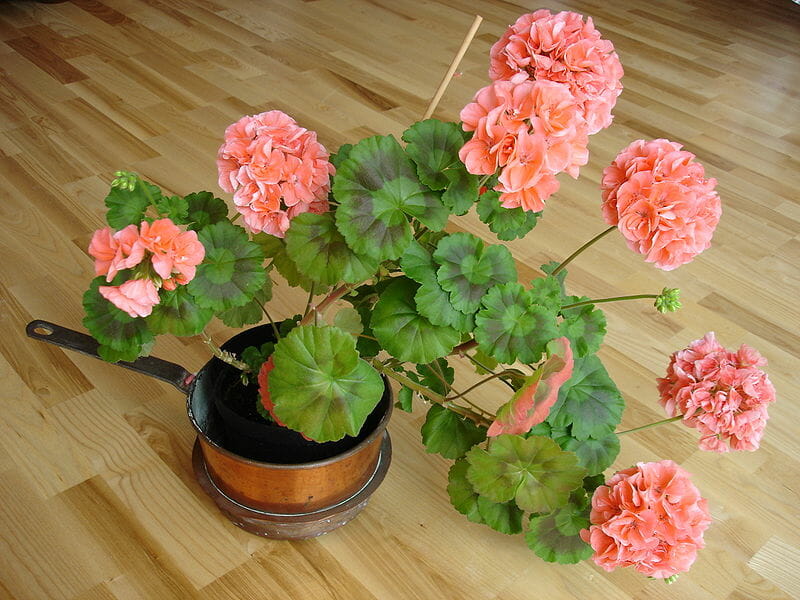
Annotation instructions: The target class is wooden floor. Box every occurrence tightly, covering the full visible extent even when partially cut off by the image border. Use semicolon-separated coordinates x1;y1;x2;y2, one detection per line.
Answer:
0;0;798;598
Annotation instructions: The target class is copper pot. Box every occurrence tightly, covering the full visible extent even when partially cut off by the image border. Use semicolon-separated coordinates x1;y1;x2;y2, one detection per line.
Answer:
26;320;392;539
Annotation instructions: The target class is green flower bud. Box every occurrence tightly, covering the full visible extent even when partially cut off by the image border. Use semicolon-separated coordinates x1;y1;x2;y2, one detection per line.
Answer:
654;287;681;313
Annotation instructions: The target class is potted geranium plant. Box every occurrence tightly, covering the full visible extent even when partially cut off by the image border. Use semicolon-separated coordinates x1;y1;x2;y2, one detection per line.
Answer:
26;8;778;579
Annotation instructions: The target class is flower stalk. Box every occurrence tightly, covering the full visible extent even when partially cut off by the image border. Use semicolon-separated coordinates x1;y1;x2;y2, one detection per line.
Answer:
201;331;251;372
616;414;684;435
370;359;492;428
551;225;616;276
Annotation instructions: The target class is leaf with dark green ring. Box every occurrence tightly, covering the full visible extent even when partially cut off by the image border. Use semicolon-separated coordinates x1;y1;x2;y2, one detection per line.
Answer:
421;404;486;459
526;506;593;564
559;298;607;358
434;232;517;314
466;434;586;514
477;496;524;535
187;221;267;311
370;278;461;364
476;190;540;241
562;434;620;476
334;135;447;261
447;459;483;524
474;282;560;364
83;277;153;361
269;325;384;442
285;212;379;285
185;192;229;231
547;355;624;441
147;286;214;336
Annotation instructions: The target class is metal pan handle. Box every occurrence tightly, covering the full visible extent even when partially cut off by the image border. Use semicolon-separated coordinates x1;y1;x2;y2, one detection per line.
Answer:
26;320;194;393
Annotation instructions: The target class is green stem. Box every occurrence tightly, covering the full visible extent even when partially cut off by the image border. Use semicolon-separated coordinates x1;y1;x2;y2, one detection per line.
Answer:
371;360;492;428
201;330;251;372
259;303;281;340
562;294;659;310
445;370;519;401
304;283;316;319
616;414;684;435
551;225;616;276
299;284;351;326
478;173;493;187
464;353;517;391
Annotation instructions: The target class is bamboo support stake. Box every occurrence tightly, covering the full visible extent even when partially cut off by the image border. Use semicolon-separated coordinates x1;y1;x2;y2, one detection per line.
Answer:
422;14;483;120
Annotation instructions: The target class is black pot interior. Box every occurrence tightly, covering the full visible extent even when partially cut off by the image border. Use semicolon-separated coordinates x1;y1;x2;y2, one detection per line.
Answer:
190;324;390;464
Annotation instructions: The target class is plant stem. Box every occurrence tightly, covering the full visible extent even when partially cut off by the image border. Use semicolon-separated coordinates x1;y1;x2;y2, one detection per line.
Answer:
445;370;519;401
616;414;684;435
299;284;351;326
201;330;251;372
464;353;517;391
478;173;493;187
257;301;281;340
452;337;478;355
371;360;492;428
304;283;316;318
551;225;616;276
562;294;659;310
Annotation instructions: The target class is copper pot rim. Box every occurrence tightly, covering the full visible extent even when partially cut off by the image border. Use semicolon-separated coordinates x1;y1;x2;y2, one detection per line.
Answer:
186;379;393;470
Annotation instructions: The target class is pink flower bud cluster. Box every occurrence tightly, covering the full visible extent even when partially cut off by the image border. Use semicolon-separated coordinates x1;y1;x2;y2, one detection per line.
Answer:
489;10;623;134
459;74;589;212
601;139;722;270
581;460;711;578
216;110;335;238
88;219;205;317
657;332;776;452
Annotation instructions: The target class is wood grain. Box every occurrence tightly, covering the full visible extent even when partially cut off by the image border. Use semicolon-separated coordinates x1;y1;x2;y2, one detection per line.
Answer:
0;0;797;598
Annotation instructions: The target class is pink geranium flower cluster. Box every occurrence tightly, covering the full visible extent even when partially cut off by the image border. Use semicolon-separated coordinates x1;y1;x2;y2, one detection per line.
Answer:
459;74;589;212
489;10;623;134
216;110;335;238
581;460;711;578
601;139;722;271
88;219;205;317
657;333;776;452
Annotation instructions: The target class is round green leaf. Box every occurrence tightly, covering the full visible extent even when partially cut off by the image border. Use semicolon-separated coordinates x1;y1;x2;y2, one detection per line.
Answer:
466;434;586;514
421;404;486;459
562;434;620;476
401;119;468;191
285;212;379;285
477;496;524;535
83;277;154;362
474;282;560;364
370;278;461;364
414;281;475;332
155;195;189;224
104;177;160;229
434;233;517;314
269;325;384;442
334;135;447;261
447;459;483;524
187;221;267;311
559;298;607;358
400;239;438;286
476;190;539;241
547;355;624;441
526;507;593;564
147;286;214;336
216;281;272;328
333;306;364;338
441;167;478;216
185;192;229;231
